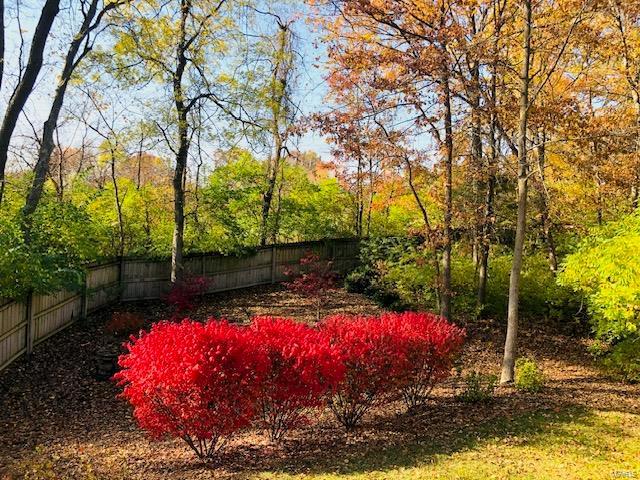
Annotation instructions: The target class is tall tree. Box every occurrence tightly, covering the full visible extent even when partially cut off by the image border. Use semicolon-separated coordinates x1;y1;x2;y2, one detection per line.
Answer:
23;0;125;230
110;0;250;281
0;0;61;203
501;0;532;384
260;18;295;246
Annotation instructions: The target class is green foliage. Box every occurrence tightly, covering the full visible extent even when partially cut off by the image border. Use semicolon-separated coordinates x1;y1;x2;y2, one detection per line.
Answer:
199;153;354;251
456;370;498;403
350;237;579;320
0;201;97;299
515;358;545;392
602;336;640;383
344;236;423;310
558;211;640;339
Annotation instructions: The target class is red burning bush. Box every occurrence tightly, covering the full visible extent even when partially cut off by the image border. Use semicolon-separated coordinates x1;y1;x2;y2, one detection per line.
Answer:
114;319;267;462
284;251;338;319
321;312;465;428
164;275;210;314
379;312;466;408
250;316;344;441
105;311;145;336
320;314;409;429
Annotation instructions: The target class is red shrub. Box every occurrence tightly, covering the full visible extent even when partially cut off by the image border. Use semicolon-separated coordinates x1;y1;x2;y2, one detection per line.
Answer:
379;312;465;408
105;311;145;336
320;314;409;429
284;252;338;319
250;316;344;441
114;319;268;462
164;275;210;314
321;312;465;428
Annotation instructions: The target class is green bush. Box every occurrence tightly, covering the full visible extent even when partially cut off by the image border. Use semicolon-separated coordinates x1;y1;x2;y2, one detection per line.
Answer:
558;211;640;339
456;371;498;403
602;336;640;383
352;237;580;321
515;357;545;392
0;202;97;299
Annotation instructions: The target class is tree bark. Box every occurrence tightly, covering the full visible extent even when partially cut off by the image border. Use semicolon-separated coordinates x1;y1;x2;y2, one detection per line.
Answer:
110;148;126;257
170;0;191;283
0;0;5;92
260;22;291;246
440;68;454;321
501;0;532;384
534;133;558;273
469;14;483;271
477;0;503;307
23;0;103;224
0;0;60;204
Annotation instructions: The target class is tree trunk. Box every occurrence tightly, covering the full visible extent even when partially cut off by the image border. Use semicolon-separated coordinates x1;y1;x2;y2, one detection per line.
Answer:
170;0;190;283
535;135;558;273
23;0;100;224
477;0;502;308
0;0;60;204
441;69;454;321
172;123;188;283
110;148;126;257
478;80;497;306
0;0;5;92
501;0;532;384
260;22;290;246
469;14;483;271
355;155;364;237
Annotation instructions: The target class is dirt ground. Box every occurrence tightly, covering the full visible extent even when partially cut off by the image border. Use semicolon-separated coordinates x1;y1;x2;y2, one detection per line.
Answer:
1;285;638;479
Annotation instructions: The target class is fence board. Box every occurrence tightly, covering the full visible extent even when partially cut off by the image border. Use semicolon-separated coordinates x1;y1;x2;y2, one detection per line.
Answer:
0;239;360;372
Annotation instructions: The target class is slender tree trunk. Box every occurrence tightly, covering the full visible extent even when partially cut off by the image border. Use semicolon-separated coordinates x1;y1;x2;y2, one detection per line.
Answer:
535;134;558;273
440;68;454;321
170;0;190;283
172;122;188;283
469;14;483;271
501;0;532;384
22;0;100;225
478;82;497;306
271;164;284;244
355;155;364;237
260;22;290;246
366;155;374;236
0;0;60;204
478;2;502;308
110;148;125;257
0;0;5;92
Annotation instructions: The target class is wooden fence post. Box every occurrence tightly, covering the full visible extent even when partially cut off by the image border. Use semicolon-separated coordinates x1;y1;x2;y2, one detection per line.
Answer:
80;271;89;322
118;256;125;301
25;291;35;358
271;245;277;284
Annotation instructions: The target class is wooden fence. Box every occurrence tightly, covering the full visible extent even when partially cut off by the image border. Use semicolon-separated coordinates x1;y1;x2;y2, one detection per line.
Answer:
0;238;360;372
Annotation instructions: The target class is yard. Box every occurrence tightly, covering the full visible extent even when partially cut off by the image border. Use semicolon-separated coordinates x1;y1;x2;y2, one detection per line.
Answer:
1;285;638;480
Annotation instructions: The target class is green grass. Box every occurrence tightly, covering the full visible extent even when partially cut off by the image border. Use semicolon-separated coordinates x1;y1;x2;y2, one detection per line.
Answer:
255;408;640;480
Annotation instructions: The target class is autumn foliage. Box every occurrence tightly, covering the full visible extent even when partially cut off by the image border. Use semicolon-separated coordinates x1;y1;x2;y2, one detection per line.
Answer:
115;312;464;460
164;275;210;314
250;316;344;441
321;312;465;427
284;251;339;319
114;320;267;461
380;312;466;408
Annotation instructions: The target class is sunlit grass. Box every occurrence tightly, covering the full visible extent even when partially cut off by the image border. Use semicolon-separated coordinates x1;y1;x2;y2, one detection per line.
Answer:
255;408;640;480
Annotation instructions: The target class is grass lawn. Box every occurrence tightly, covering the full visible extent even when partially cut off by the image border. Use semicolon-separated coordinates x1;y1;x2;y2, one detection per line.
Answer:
256;407;640;480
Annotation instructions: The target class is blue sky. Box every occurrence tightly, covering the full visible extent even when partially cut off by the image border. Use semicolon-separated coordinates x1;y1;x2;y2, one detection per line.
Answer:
1;0;336;168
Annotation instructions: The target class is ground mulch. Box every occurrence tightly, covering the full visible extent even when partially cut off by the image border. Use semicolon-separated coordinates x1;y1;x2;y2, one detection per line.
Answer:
0;285;638;479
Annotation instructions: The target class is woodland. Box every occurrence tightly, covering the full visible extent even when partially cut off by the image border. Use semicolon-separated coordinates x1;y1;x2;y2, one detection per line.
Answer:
1;0;640;478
